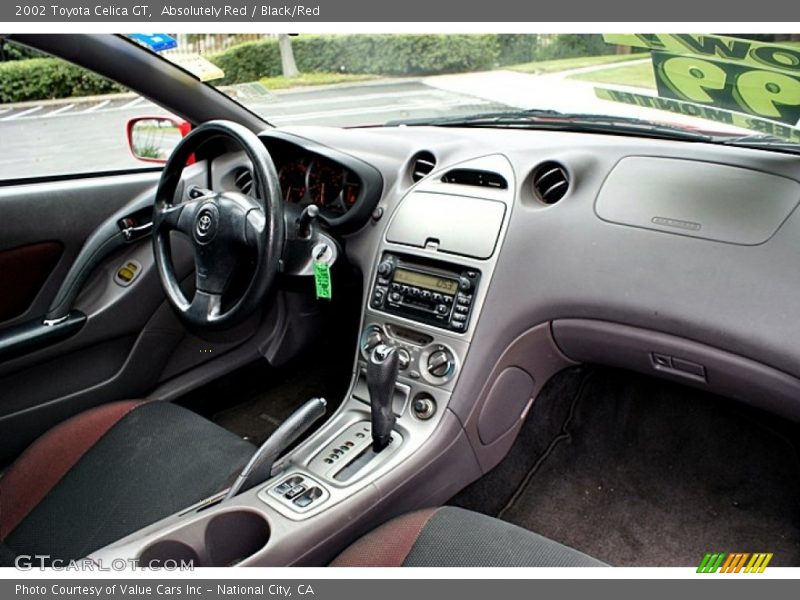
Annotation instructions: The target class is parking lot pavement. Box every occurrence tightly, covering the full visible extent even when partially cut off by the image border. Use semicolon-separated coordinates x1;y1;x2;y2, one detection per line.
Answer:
0;95;151;122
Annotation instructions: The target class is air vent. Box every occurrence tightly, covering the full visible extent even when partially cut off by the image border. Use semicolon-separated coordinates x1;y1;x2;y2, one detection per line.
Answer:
233;167;254;195
532;162;569;204
411;152;436;182
441;169;507;189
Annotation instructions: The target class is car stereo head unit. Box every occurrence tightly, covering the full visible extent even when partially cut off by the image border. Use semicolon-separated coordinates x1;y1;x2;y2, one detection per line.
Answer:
369;252;480;332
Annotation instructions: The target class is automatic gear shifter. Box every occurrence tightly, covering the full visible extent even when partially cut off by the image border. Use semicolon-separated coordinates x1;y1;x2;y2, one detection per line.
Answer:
367;343;399;452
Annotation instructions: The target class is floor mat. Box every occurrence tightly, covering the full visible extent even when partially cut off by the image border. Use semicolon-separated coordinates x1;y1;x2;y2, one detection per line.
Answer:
455;368;800;566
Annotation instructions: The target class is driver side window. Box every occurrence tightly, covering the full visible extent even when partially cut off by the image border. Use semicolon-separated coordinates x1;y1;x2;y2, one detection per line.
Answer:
0;41;178;180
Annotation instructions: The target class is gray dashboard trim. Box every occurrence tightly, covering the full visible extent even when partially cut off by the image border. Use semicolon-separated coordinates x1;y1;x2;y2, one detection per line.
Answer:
552;318;800;422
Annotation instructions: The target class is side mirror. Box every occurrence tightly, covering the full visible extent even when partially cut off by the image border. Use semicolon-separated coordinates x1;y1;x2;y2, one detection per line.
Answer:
126;117;192;163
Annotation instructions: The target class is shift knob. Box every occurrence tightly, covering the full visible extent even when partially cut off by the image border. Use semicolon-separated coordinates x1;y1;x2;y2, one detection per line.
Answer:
367;343;399;452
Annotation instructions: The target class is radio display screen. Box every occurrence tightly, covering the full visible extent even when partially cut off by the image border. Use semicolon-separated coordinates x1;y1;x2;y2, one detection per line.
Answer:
394;269;458;294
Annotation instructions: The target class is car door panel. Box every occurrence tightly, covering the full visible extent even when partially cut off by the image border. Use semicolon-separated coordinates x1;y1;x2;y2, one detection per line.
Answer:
0;172;162;328
0;168;268;465
0;241;63;322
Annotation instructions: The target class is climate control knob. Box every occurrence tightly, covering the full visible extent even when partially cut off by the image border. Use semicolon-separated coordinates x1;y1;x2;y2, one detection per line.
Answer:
397;347;411;370
427;349;454;378
361;325;384;357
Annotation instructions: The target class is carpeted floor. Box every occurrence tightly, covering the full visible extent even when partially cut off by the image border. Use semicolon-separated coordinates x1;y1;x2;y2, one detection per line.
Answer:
451;367;800;566
177;287;361;446
210;351;353;445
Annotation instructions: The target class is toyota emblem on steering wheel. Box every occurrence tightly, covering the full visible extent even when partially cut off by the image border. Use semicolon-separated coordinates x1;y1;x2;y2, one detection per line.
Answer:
194;207;218;242
198;213;213;234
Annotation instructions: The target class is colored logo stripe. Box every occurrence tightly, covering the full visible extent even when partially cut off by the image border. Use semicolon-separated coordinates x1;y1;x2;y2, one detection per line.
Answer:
745;553;773;573
697;553;773;573
697;553;725;573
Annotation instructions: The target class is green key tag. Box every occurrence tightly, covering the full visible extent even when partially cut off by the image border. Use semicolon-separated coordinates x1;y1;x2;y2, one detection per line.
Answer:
313;260;332;300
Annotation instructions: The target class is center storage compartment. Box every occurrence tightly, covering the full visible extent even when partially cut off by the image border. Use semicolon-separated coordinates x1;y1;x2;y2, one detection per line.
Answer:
386;192;505;259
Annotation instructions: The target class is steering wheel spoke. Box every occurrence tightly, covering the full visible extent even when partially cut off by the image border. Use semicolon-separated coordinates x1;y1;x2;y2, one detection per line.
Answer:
244;206;267;247
213;192;265;248
155;199;201;237
193;238;238;295
187;290;223;323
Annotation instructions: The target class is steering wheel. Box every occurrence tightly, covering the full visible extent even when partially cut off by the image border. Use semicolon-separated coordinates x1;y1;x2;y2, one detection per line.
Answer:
152;120;284;328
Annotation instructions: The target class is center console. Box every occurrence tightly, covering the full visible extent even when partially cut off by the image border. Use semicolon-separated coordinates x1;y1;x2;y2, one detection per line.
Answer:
88;153;515;567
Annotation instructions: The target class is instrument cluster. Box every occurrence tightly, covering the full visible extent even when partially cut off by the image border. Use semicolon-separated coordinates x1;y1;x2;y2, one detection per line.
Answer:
276;153;361;215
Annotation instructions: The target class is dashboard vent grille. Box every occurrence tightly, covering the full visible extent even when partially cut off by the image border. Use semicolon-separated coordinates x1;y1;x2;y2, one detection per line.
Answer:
234;167;254;195
411;152;436;182
533;162;569;204
441;169;507;189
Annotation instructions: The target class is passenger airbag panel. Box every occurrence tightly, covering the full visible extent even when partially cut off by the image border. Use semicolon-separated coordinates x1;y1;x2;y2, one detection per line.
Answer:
595;157;800;245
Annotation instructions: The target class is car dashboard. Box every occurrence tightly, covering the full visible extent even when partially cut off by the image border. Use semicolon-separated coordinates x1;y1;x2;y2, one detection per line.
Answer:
89;120;800;567
253;123;800;420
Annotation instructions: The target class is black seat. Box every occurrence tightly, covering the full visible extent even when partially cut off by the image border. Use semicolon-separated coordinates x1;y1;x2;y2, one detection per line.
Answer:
331;506;607;567
0;400;254;563
1;400;606;568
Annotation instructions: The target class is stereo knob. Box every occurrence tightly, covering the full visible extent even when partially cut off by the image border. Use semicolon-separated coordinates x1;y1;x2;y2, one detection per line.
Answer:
427;349;454;378
458;276;472;292
377;260;394;277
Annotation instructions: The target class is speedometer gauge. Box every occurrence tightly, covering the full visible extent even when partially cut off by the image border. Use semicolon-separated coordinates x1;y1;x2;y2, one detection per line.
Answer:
307;160;344;207
278;160;308;203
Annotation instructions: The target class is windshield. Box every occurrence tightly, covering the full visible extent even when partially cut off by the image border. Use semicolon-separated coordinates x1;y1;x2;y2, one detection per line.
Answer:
2;33;799;181
153;33;800;147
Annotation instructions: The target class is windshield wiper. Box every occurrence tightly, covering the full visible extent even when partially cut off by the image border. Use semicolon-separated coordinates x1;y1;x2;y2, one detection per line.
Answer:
387;108;563;126
388;109;717;142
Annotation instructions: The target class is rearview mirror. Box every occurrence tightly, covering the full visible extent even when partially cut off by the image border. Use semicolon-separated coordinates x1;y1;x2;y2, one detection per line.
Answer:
127;117;191;163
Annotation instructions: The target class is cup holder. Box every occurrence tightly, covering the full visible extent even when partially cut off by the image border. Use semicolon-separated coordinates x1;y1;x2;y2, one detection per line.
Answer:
139;510;270;568
140;541;201;568
205;511;270;567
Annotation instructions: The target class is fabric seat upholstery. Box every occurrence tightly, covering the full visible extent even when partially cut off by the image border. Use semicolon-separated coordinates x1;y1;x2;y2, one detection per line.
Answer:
331;506;606;567
0;400;255;563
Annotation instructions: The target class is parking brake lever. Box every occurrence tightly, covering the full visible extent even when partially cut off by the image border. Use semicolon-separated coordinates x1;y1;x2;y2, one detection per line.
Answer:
224;397;327;500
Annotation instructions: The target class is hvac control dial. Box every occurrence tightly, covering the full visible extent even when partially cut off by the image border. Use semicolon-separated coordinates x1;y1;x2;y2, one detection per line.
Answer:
360;325;385;359
426;348;454;378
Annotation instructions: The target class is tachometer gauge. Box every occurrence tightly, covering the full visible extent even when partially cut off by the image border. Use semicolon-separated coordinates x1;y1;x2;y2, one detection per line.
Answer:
307;160;344;207
343;177;360;207
278;160;308;203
